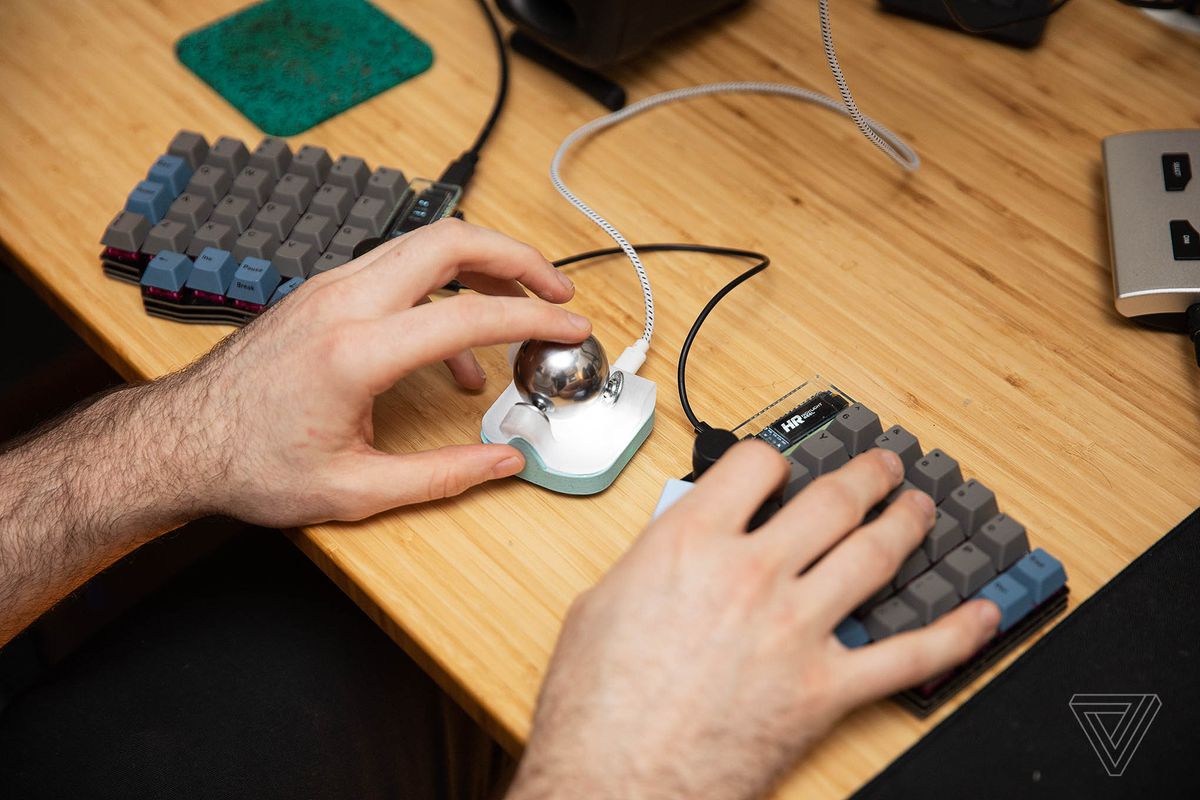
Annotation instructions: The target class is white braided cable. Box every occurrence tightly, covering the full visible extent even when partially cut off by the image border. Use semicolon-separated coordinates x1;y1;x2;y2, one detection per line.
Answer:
549;1;920;349
818;0;915;167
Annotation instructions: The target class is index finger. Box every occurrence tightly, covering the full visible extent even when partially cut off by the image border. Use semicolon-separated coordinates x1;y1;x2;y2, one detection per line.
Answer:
351;293;592;394
351;219;575;311
659;439;789;534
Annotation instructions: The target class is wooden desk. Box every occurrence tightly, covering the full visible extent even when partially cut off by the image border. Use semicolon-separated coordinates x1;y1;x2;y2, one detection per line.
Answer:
2;1;1197;795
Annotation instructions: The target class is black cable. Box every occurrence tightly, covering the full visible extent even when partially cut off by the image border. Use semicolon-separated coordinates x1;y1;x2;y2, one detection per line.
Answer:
467;0;510;157
439;0;510;190
552;243;771;434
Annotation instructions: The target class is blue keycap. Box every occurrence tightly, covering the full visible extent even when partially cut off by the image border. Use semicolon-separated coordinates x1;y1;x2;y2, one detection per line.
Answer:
652;478;695;519
140;250;193;293
975;574;1034;633
125;180;172;224
834;617;871;648
268;276;305;307
1008;548;1067;604
185;248;239;296
147;154;193;197
227;257;281;306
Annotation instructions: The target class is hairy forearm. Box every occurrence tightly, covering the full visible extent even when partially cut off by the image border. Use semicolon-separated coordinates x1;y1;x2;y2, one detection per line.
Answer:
506;743;708;800
0;376;215;645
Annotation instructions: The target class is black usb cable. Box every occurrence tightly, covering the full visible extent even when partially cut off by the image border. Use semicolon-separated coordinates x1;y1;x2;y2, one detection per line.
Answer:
439;0;510;192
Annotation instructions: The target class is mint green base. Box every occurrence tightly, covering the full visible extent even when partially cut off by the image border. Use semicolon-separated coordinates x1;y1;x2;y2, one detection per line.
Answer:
176;0;434;136
482;413;655;496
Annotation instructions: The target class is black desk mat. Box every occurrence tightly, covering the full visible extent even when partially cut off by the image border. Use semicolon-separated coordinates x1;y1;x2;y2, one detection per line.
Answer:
852;507;1200;799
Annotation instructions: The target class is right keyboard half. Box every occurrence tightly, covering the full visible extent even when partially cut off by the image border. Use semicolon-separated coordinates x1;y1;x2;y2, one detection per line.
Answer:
659;383;1070;716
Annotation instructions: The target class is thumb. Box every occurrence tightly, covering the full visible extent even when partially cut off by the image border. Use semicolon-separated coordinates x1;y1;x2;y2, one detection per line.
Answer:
345;444;526;511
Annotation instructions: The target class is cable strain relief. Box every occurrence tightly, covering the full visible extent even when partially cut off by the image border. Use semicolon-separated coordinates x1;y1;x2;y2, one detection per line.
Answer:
439;151;480;190
613;340;649;375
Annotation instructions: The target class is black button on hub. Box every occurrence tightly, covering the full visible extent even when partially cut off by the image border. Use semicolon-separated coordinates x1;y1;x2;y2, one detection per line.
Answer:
1163;153;1192;192
1171;220;1200;261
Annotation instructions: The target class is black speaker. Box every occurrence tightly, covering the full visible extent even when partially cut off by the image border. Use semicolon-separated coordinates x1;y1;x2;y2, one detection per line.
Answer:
496;0;749;68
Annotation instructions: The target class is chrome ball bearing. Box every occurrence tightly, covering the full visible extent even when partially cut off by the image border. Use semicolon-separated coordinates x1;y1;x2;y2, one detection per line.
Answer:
513;335;610;416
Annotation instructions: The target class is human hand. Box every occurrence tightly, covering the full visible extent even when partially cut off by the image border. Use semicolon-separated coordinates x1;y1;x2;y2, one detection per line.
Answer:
167;219;589;526
509;442;1001;800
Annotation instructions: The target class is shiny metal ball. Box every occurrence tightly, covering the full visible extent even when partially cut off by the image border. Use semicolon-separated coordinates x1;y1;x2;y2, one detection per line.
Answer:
513;335;609;415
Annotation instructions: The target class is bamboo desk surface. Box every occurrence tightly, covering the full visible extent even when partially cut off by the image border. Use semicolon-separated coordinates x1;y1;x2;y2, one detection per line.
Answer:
1;1;1198;796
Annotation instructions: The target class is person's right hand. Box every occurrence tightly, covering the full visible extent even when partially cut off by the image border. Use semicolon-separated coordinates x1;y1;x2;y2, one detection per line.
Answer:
508;442;1001;800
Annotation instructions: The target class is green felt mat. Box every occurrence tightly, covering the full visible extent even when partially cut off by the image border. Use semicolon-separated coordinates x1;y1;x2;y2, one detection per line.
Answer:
176;0;434;137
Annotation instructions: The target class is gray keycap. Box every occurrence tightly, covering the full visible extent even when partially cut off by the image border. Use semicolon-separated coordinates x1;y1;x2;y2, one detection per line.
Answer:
232;228;279;263
973;514;1030;571
291;213;338;250
186;222;235;256
230;166;274;207
209;194;256;233
185;165;232;204
893;546;931;589
249;137;292;180
941;479;998;535
310;251;350;275
864;597;921;641
167;130;209;169
909;449;963;504
289;145;332;184
101;210;150;251
854;585;893;620
327;155;370;194
364;166;406;205
309;183;354;224
251;201;300;242
781;458;812;502
347;195;390;235
935;542;996;597
328;224;369;256
874;425;922;470
274;239;318;278
793;430;849;476
143;219;192;255
827;404;883;456
923;509;965;562
900;571;959;624
270;174;316;213
166;192;213;229
206;136;249;175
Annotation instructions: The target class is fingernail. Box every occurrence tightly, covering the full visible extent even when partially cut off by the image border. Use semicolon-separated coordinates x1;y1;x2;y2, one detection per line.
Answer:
475;361;487;383
566;311;590;330
880;449;904;481
910;489;935;516
556;270;574;293
493;456;524;477
977;599;1001;629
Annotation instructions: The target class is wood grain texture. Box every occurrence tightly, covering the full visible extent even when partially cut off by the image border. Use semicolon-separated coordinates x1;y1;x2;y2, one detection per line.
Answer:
1;1;1198;795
